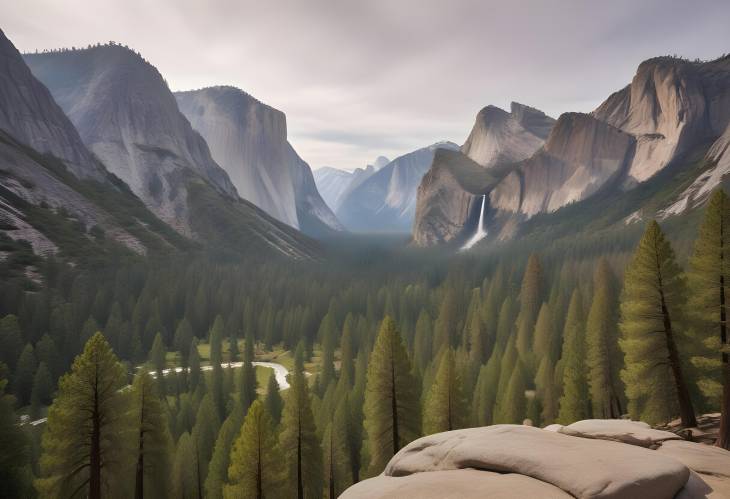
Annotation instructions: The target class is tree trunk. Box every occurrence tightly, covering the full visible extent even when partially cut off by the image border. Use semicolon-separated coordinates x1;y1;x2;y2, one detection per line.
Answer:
718;273;729;449
90;366;101;499
660;289;697;427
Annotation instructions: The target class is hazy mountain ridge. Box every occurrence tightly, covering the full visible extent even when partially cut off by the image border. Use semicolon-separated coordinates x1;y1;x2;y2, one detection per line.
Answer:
336;143;458;233
175;86;342;235
313;155;389;213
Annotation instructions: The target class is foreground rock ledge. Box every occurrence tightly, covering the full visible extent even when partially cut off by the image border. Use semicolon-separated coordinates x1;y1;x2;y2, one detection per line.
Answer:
341;421;730;499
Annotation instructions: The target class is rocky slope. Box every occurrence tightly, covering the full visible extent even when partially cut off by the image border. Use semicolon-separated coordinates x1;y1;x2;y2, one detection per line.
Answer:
313;156;388;213
413;56;730;247
342;420;730;498
175;86;342;235
0;29;102;181
0;30;188;258
23;44;319;258
337;143;458;232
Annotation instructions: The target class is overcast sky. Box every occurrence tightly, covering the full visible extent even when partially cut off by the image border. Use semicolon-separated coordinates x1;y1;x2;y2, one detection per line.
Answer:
3;0;730;171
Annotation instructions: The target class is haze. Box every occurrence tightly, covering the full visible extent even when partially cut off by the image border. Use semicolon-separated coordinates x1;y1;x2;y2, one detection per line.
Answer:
3;0;729;171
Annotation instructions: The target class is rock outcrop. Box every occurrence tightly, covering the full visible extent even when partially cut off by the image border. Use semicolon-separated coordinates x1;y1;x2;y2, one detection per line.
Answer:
342;420;730;499
337;142;458;232
175;86;342;234
462;102;555;168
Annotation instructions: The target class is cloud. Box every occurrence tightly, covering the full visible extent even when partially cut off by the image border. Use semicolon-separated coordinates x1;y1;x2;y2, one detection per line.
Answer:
3;0;730;170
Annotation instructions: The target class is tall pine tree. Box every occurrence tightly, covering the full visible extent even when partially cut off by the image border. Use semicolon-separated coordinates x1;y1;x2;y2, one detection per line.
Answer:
558;290;590;424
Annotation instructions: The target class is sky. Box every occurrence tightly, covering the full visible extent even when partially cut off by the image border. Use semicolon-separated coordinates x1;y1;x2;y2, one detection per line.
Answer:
3;0;730;171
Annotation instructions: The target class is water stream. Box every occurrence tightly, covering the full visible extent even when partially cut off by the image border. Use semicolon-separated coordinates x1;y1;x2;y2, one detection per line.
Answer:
461;194;488;250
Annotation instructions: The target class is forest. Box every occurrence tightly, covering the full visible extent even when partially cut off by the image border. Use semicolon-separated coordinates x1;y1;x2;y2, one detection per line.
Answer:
0;190;729;498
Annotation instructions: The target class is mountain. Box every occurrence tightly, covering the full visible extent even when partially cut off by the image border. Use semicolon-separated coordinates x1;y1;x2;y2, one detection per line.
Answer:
0;29;187;260
413;103;555;245
23;43;319;259
413;55;730;247
336;143;458;232
313;155;388;212
175;86;342;235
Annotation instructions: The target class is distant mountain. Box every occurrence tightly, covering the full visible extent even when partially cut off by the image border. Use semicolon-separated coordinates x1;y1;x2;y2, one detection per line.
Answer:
413;55;730;247
337;143;458;232
0;29;187;259
313;155;388;212
175;86;342;236
24;43;319;259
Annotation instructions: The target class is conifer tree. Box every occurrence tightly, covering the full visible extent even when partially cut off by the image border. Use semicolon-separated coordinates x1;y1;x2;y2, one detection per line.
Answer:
171;432;199;499
280;371;322;499
30;362;53;419
192;393;221;485
516;254;543;361
495;297;516;348
37;333;131;498
532;303;554;361
687;190;730;449
322;398;352;499
209;315;225;367
189;339;201;392
0;315;23;370
423;349;466;434
495;360;527;424
535;356;558;424
434;288;458;352
558;290;590;424
205;402;245;498
13;344;36;405
174;318;194;367
472;345;502;426
620;221;697;427
239;331;258;413
340;315;356;382
586;259;624;419
149;332;167;396
130;371;172;499
264;372;283;425
363;316;420;474
225;400;282;499
412;310;433;375
0;375;32;498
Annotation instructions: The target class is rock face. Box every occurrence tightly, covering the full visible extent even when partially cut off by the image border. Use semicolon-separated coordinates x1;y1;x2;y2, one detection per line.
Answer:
0;29;102;180
24;45;237;236
593;56;730;183
23;44;319;259
413;56;730;247
462;102;555;168
491;113;635;218
412;103;554;246
175;86;342;235
342;420;730;499
313;156;388;213
337;143;458;232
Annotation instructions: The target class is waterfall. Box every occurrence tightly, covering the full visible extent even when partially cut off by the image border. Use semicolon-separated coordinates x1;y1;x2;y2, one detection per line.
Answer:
461;194;488;250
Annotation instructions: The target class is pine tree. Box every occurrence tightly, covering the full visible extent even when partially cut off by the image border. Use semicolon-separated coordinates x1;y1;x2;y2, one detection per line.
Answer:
687;190;730;449
173;318;194;367
279;372;322;499
495;360;527;424
0;375;32;498
264;371;283;425
171;432;200;499
189;338;202;392
209;315;225;367
149;332;167;396
363;316;420;474
225;400;283;499
209;316;226;417
620;221;697;426
535;356;558;424
586;259;624;419
239;332;258;413
0;315;22;370
412;310;433;375
516;254;543;361
192;394;221;486
471;345;502;426
30;362;53;419
423;349;466;434
130;371;172;499
340;315;356;383
13;344;36;405
558;290;590;424
322;397;352;499
495;297;516;349
205;402;245;498
37;333;131;498
532;303;554;361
